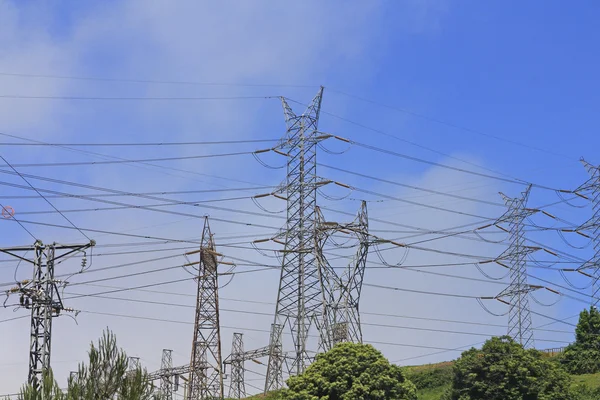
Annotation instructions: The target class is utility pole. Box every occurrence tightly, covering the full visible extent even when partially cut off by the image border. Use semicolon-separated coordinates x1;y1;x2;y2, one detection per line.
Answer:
493;186;539;348
186;217;224;399
227;333;245;399
577;159;600;307
316;201;370;350
160;349;174;400
1;240;95;392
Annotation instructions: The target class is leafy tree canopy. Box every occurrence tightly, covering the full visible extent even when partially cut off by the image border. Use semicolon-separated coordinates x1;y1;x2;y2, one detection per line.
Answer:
280;342;417;400
561;306;600;374
17;328;160;400
446;336;571;400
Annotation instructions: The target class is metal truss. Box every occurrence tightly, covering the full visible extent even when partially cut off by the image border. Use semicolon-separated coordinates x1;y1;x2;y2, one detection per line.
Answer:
128;356;141;371
186;217;224;399
316;201;370;351
160;349;173;400
1;240;95;392
265;88;326;387
223;324;282;398
577;159;600;307
493;185;538;348
226;333;246;399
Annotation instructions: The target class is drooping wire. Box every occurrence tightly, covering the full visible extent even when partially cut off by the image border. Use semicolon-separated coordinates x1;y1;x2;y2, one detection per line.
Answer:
251;152;286;169
555;190;589;208
317;187;353;202
251;196;286;214
317;141;352;155
476;298;509;317
373;243;409;267
474;262;510;281
559;269;593;290
557;230;592;250
530;291;562;307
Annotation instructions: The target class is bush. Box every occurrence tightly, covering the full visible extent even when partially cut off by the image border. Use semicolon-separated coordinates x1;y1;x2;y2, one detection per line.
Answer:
447;336;572;400
280;342;417;400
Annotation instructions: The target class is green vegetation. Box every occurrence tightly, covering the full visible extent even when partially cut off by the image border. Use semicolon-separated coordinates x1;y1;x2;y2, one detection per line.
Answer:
561;306;600;374
446;336;571;400
14;308;600;399
279;342;417;400
16;329;159;400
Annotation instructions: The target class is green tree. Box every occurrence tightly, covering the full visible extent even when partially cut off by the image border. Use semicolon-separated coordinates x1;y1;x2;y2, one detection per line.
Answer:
280;342;417;400
18;328;160;400
447;336;571;400
561;306;600;374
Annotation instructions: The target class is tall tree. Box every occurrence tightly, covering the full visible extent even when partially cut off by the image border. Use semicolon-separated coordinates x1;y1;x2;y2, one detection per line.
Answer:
561;306;600;374
18;328;160;400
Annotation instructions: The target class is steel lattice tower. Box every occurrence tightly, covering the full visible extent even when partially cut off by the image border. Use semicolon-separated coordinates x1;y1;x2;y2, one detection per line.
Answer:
128;357;140;371
578;159;600;307
265;87;325;388
228;333;245;399
1;240;94;391
495;185;538;348
316;201;370;351
187;217;224;400
264;323;283;392
160;349;174;400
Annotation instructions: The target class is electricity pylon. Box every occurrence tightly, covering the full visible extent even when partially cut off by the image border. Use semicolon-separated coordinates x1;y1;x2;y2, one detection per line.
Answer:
224;324;282;399
227;333;245;399
187;217;224;399
128;357;140;371
264;88;327;389
316;201;370;351
160;349;174;400
1;240;95;391
494;185;539;348
577;159;600;307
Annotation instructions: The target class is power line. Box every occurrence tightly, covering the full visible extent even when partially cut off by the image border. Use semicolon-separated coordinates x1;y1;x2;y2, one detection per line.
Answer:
0;132;266;188
0;71;316;88
0;138;277;147
327;88;574;161
0;155;90;241
0;151;256;168
0;95;277;101
61;291;573;343
321;163;505;208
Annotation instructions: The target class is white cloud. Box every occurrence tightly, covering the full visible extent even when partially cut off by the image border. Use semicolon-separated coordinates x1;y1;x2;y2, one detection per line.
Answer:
0;1;535;397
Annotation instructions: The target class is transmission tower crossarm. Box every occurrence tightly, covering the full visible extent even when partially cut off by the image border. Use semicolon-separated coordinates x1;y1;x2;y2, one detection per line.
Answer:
187;216;224;399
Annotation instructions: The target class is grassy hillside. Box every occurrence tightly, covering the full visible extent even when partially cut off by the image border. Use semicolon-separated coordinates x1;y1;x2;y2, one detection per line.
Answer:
243;359;600;399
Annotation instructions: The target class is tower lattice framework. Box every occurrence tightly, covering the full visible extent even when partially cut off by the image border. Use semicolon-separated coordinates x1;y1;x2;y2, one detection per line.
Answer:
187;217;224;399
160;349;174;400
1;240;94;392
316;201;370;350
494;185;539;348
265;88;325;388
227;333;245;399
577;159;600;307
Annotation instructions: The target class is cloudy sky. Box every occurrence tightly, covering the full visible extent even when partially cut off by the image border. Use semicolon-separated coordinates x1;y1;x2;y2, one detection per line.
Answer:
1;0;599;396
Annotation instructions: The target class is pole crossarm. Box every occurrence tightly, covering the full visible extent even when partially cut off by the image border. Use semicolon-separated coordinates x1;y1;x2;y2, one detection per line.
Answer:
1;240;95;392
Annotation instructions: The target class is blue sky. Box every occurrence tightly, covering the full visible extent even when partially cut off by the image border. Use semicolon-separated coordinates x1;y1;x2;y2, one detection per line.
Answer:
0;0;599;396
